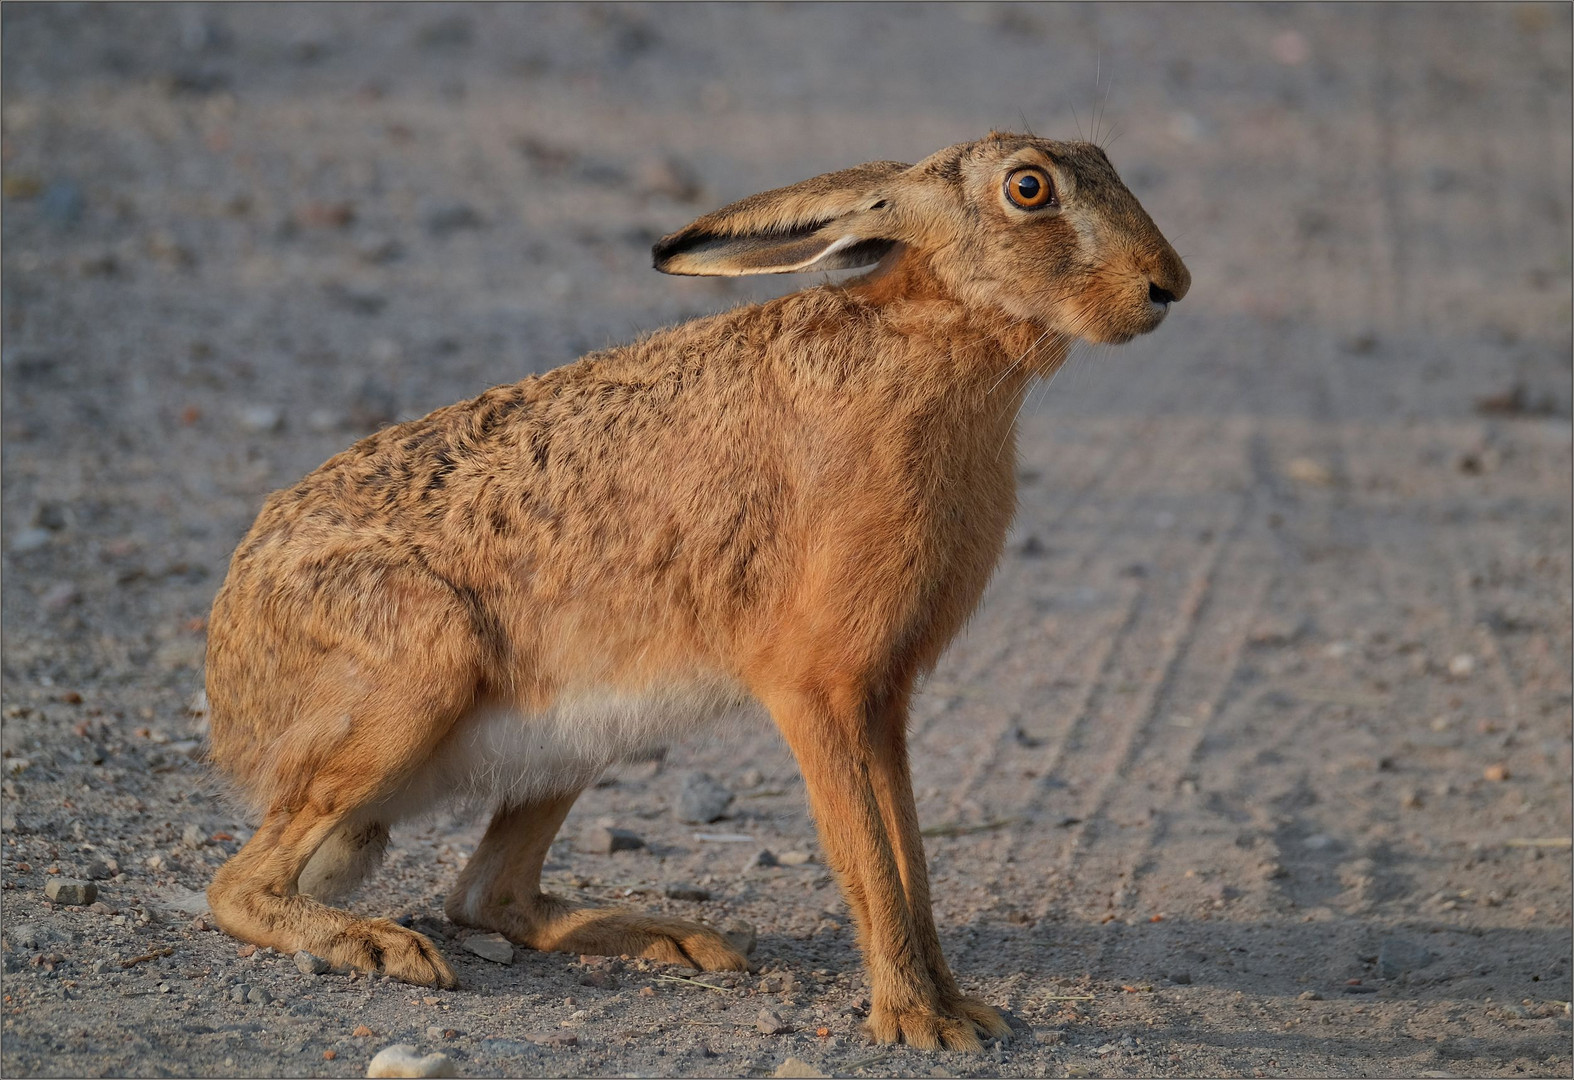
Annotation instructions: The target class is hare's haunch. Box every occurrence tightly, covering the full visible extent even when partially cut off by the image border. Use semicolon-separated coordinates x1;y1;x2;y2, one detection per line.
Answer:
205;132;1188;1051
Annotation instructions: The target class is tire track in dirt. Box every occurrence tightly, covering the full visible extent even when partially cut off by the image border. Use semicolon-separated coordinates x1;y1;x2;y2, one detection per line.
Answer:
911;399;1170;814
910;401;1164;751
929;410;1259;895
1008;472;1262;920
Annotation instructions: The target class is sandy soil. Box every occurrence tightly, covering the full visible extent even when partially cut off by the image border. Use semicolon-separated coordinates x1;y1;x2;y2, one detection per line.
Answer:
2;4;1570;1077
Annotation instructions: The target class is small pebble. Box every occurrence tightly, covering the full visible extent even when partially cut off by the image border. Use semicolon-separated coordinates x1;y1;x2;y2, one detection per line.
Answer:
749;849;779;869
365;1044;457;1078
1168;970;1192;985
777;851;813;867
1483;764;1510;782
1299;990;1323;1000
43;878;96;906
84;857;118;880
1448;654;1476;678
229;984;251;1003
773;1058;828;1078
182;824;208;849
247;987;272;1005
756;1007;792;1035
760;971;796;994
461;932;514;965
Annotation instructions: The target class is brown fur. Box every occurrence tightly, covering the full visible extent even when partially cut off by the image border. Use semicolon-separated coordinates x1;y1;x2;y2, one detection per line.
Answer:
204;132;1188;1050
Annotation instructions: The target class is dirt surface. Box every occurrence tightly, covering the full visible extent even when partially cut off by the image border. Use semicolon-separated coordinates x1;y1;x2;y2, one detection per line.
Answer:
2;4;1571;1078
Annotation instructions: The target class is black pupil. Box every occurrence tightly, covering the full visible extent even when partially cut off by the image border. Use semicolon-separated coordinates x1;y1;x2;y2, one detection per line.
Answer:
1017;174;1041;201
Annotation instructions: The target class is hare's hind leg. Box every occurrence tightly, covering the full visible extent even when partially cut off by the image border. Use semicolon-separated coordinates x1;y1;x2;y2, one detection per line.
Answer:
208;668;477;985
209;805;455;987
446;796;748;971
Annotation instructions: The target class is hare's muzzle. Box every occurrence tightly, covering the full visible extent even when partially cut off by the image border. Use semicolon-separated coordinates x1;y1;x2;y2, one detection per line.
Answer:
1144;245;1191;308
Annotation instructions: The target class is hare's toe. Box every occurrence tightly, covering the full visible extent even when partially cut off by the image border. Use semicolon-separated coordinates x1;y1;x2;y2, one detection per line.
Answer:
325;918;457;988
865;1002;984;1052
649;919;749;972
945;994;1014;1041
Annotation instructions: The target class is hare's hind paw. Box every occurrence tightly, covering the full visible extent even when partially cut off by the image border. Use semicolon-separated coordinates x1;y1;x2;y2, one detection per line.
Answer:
472;894;748;971
323;918;457;988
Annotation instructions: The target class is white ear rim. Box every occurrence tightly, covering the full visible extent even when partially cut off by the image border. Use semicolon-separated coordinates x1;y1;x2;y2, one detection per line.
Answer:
788;233;864;273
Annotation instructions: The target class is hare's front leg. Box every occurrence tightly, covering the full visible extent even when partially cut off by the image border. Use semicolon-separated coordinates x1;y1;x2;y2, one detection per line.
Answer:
866;695;1013;1042
446;795;748;971
767;683;1001;1051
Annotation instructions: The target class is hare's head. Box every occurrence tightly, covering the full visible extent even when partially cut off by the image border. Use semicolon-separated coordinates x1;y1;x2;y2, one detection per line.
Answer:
654;132;1189;346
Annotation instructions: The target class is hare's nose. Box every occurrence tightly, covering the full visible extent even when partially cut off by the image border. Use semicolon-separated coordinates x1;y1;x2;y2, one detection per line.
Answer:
1148;282;1177;306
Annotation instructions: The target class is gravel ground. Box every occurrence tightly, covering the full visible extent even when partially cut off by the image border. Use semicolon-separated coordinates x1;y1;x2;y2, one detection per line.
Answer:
2;4;1570;1078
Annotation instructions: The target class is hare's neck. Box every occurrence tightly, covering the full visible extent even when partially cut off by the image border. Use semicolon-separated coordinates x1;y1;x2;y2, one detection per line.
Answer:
851;256;1070;388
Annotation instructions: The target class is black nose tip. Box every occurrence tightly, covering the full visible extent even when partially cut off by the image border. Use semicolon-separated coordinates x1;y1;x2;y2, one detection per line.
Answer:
1149;282;1177;305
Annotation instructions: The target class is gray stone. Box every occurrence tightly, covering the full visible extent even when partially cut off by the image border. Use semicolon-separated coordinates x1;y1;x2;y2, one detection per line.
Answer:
293;950;331;975
229;983;251;1003
461;932;514;965
44;878;96;905
246;986;272;1005
85;856;116;881
1167;970;1192;985
181;824;208;849
748;849;779;869
677;771;735;824
582;825;644;854
1377;937;1436;980
777;851;813;866
756;1007;792;1035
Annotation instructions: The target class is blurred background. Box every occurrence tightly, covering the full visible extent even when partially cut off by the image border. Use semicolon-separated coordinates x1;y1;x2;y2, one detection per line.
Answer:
1;5;1570;1077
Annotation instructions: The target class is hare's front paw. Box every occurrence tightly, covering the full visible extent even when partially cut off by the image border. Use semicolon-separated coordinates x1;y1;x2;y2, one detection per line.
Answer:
943;993;1014;1041
864;1002;985;1052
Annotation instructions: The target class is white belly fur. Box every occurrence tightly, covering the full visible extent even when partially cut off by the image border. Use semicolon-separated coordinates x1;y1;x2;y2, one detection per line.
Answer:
380;677;761;821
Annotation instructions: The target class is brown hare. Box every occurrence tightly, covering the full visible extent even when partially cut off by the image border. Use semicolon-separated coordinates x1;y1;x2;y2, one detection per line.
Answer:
205;131;1188;1051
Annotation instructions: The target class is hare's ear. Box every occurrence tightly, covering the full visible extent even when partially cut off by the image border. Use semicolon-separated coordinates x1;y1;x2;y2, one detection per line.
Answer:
652;161;912;276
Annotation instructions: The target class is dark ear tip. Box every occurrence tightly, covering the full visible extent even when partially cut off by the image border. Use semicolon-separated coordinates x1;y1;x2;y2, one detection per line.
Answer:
651;230;687;270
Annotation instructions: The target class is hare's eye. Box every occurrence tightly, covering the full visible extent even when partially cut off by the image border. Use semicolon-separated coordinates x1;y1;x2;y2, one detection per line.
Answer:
1005;167;1056;210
